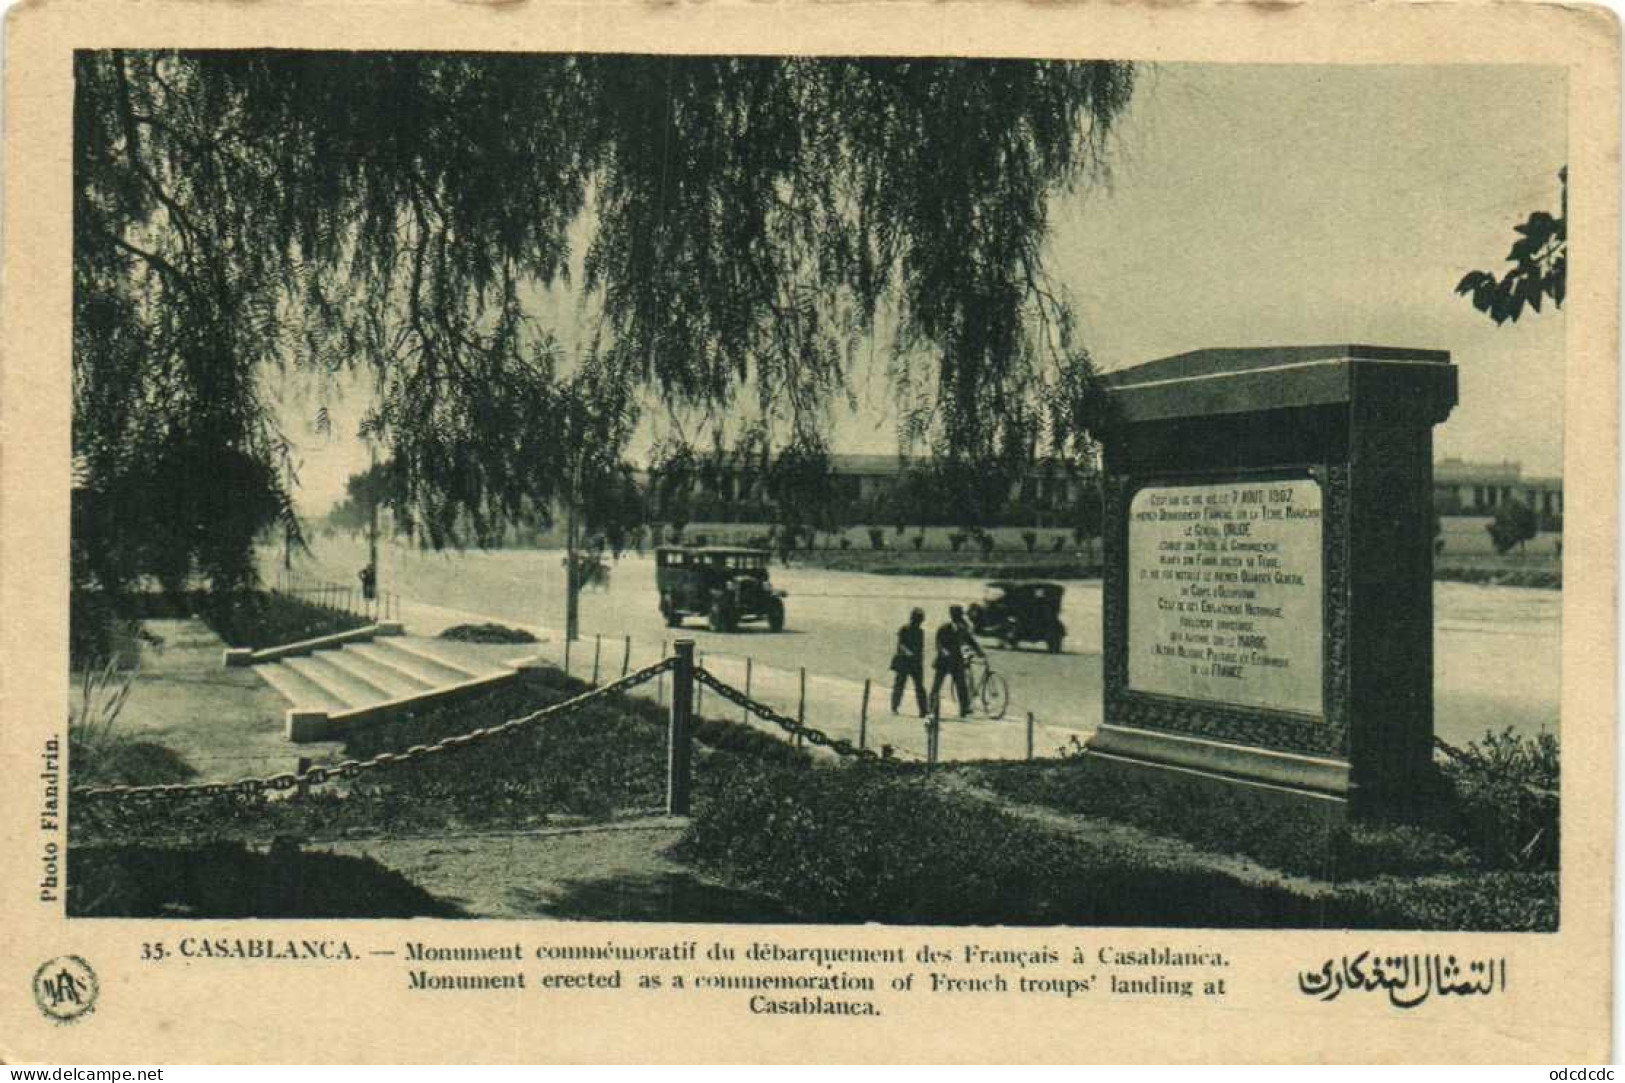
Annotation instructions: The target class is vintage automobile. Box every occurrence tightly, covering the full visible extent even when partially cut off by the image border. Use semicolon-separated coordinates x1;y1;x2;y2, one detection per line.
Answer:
655;546;787;632
967;580;1066;653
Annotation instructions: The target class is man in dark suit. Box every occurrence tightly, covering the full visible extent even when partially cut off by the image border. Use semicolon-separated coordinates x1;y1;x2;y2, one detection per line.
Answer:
889;607;928;716
931;605;985;717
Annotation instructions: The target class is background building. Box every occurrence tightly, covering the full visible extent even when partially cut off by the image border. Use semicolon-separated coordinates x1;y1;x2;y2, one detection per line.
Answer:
1434;457;1564;526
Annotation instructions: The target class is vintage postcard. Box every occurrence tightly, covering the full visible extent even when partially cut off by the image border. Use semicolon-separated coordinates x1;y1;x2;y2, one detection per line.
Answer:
0;0;1617;1065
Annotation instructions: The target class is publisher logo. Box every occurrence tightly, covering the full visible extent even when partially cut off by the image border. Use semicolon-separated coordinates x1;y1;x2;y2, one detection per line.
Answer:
33;955;97;1023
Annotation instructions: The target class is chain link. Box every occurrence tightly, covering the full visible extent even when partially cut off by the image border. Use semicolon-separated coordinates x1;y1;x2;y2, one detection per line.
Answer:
693;667;885;762
72;657;677;806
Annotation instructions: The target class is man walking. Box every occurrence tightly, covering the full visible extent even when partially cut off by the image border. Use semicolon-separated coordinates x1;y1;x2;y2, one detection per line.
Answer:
931;604;985;717
889;607;929;716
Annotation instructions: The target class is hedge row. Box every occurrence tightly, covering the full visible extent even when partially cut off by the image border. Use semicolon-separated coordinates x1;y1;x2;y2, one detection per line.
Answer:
197;591;371;649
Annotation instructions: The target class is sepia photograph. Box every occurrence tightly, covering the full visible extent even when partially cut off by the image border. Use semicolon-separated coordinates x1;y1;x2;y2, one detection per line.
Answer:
62;50;1566;930
2;0;1615;1065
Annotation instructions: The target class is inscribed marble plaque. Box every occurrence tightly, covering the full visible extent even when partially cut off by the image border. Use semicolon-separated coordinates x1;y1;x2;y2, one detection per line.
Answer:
1127;478;1324;716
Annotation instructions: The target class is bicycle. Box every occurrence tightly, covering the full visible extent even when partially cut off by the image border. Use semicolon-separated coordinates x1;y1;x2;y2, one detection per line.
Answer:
930;653;1010;720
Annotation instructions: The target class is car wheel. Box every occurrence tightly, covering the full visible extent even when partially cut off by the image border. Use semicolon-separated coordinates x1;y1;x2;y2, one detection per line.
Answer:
766;597;785;632
709;599;734;633
1046;630;1063;654
661;599;682;627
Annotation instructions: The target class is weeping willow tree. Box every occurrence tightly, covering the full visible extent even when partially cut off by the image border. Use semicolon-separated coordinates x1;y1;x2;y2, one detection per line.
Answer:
73;50;1135;602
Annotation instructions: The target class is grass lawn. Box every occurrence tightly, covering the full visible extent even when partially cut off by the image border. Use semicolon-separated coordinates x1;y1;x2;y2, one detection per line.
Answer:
1434;551;1561;589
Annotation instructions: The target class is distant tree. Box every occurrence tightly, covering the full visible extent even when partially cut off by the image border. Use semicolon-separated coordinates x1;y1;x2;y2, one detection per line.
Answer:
583;465;646;559
762;436;840;547
327;458;396;537
890;465;939;530
1487;500;1539;555
1069;481;1105;546
1457;168;1567;325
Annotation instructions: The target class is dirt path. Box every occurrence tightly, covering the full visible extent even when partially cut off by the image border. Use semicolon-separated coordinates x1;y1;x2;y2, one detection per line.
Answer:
78;618;347;782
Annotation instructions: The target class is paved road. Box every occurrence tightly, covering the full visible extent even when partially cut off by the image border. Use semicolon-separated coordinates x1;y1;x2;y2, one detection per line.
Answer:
286;537;1560;754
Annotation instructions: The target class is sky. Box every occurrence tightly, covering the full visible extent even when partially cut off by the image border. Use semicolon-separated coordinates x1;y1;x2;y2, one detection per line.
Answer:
285;61;1568;515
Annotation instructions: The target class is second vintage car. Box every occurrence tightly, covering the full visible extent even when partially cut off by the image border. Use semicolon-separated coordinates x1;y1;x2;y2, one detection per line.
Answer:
967;580;1067;653
655;546;787;632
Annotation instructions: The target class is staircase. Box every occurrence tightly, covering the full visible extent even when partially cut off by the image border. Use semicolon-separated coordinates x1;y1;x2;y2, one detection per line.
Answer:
252;636;525;742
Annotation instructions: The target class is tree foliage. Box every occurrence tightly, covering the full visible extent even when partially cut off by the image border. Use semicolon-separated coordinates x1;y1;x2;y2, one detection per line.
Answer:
1457;168;1567;326
73;50;1135;593
1487;500;1539;556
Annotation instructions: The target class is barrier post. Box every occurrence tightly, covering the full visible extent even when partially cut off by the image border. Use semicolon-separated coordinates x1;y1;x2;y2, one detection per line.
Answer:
667;640;696;816
621;635;632;678
797;667;807;748
928;699;941;766
563;636;572;677
743;657;754;723
295;756;312;800
859;678;871;751
591;634;602;686
657;640;667;705
1026;711;1035;761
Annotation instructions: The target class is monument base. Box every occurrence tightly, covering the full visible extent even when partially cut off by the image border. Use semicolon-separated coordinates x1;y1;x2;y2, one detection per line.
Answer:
1087;723;1352;812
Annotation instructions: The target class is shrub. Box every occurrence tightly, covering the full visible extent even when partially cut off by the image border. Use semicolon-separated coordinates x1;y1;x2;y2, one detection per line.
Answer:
867;527;886;550
1487;501;1539;554
1436;728;1559;870
948;532;967;553
198;591;369;649
70;660;196;790
912;534;925;551
1022;530;1038;554
439;623;538;644
70;592;150;672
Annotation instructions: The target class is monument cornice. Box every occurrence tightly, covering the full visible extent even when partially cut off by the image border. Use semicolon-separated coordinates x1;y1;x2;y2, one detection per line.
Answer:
1101;345;1457;427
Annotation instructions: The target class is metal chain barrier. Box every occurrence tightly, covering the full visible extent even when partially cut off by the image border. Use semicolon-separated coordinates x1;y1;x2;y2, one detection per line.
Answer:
694;666;886;763
73;657;678;805
1432;735;1476;766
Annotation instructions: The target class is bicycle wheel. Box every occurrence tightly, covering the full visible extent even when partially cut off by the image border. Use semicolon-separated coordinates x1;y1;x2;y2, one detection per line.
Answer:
981;672;1009;720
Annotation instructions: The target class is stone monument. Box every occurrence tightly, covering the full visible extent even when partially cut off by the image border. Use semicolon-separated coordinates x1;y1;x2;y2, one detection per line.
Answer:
1089;344;1457;813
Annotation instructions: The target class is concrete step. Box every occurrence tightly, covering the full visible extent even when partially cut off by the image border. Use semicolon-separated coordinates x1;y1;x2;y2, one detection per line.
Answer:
369;638;483;685
284;654;393;710
325;644;437;699
255;660;348;713
344;641;468;690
